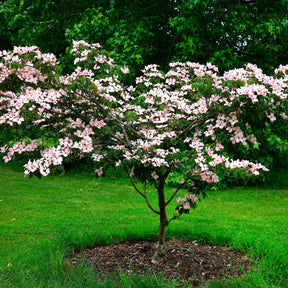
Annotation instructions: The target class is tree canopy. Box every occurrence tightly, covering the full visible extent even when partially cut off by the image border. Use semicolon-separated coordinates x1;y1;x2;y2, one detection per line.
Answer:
171;0;288;74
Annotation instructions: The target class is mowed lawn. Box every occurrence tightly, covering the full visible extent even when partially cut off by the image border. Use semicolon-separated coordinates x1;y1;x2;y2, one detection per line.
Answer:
0;164;287;287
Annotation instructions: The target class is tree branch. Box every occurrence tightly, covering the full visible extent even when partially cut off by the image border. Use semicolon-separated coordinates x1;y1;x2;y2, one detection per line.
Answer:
72;82;146;140
165;180;187;207
126;169;160;215
168;213;181;223
120;125;133;149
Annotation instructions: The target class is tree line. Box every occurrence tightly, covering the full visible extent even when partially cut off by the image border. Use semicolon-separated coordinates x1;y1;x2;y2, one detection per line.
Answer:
1;0;288;76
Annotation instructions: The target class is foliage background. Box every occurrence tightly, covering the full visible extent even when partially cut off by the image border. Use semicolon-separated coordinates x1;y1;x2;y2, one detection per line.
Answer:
2;0;288;74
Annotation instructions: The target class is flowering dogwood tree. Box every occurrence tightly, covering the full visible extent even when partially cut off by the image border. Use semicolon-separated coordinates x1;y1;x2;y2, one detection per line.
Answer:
0;41;287;263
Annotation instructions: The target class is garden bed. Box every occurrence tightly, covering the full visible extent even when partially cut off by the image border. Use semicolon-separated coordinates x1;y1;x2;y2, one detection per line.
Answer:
68;240;254;286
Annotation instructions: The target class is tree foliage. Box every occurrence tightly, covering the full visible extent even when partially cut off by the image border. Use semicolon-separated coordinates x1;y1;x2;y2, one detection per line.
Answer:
171;0;288;74
2;0;288;75
0;42;287;261
0;0;100;53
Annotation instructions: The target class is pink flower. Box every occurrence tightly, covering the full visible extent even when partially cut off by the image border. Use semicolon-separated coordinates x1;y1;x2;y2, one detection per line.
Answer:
183;202;190;210
0;145;7;153
176;197;182;203
95;167;103;177
189;195;198;203
120;66;129;74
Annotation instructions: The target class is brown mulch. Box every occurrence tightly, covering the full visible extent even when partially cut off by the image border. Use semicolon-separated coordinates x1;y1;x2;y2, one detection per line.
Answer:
67;240;254;286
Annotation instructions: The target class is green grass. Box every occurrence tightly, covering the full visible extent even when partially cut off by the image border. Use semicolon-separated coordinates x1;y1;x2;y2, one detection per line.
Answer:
0;164;287;287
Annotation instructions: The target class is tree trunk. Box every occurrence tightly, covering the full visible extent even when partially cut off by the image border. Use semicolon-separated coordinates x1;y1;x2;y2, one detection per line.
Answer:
151;177;168;264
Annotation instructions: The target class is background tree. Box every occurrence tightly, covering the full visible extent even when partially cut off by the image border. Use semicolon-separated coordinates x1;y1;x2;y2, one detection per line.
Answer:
2;0;288;74
0;3;11;51
65;1;177;79
0;42;287;262
0;0;102;54
170;0;288;74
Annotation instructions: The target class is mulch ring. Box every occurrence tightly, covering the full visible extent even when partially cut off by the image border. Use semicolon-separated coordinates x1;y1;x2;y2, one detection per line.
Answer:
66;240;254;286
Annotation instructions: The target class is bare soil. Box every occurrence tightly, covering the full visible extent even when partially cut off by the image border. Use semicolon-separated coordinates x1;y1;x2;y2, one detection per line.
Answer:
67;240;254;286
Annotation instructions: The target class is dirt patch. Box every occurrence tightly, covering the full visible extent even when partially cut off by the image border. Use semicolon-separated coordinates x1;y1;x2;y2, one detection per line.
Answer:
67;240;254;286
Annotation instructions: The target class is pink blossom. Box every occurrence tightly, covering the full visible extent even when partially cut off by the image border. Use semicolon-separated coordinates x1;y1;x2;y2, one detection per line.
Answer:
176;197;182;203
95;167;103;177
266;112;276;122
183;202;190;210
189;195;198;203
120;66;129;74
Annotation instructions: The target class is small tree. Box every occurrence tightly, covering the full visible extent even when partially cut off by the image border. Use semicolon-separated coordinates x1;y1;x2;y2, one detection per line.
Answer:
0;41;287;263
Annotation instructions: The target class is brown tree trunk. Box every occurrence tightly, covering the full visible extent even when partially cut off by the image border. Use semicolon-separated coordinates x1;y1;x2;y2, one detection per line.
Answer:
151;176;169;264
